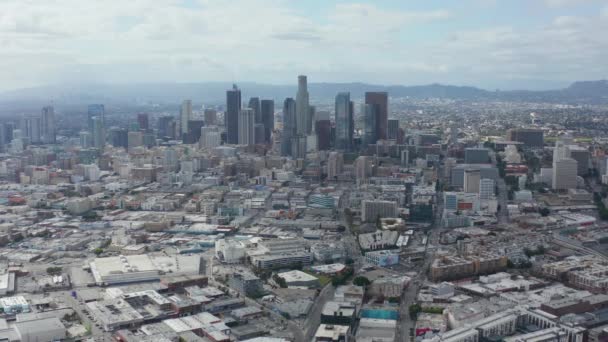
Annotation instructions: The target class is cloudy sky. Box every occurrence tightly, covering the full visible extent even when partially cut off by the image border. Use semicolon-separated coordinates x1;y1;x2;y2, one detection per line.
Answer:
1;0;607;91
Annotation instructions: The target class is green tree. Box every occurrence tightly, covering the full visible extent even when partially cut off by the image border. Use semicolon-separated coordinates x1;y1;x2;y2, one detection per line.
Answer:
93;248;104;256
273;274;288;288
353;276;371;287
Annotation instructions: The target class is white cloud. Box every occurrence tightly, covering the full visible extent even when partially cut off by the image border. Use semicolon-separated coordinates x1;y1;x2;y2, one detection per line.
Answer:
543;0;597;8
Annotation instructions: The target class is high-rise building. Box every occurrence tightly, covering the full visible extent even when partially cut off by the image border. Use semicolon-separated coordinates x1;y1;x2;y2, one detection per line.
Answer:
335;92;353;151
361;200;397;222
200;126;220;149
465;148;491;164
249;97;261;124
387;119;399;140
254;124;265;144
128;131;143;151
362;103;377;147
261;99;274;143
226;85;241;144
157;116;175;139
21;116;41;144
108;127;128;148
552;158;578;190
355;156;372;184
479;178;495;200
80;131;93;149
464;169;481;193
137;113;149;130
507;128;544;148
204;109;217;126
41;106;56;144
238;108;255;146
88;104;105;132
296;75;310;135
180;100;192;137
365;92;388;140
315;120;331;151
327;152;343;180
92;116;105;150
566;145;590;176
185;120;204;144
281;98;296;157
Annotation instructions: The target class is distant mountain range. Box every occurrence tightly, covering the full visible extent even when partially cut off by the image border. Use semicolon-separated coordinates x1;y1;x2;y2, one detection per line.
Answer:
1;80;607;109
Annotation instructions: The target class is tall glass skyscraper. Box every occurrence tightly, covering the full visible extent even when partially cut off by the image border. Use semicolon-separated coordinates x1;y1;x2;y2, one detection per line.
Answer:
281;98;296;156
365;92;388;140
88;104;105;133
335;92;353;151
261;99;274;143
362;103;377;147
226;84;241;144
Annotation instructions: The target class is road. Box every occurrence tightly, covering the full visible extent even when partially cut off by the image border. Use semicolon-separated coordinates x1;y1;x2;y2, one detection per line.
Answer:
303;284;336;342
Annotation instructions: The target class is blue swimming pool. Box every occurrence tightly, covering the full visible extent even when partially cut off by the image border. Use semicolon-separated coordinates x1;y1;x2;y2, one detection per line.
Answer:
361;309;399;320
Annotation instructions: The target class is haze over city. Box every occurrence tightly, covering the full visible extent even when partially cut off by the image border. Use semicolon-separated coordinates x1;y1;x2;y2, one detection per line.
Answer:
2;0;608;92
2;2;608;342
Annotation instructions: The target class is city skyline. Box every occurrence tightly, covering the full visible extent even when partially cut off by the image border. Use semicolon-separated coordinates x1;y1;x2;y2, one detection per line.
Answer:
1;0;608;92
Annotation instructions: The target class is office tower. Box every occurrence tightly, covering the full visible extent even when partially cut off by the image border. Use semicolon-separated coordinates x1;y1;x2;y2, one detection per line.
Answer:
362;103;377;147
566;145;590;176
238;108;255;146
308;106;316;133
21;116;41;144
185;120;205;144
261;99;274;143
204;109;217;126
108;127;128;148
79;131;93;149
180;100;192;137
163;148;179;172
464;169;481;193
248;97;261;124
387;119;399;140
335;92;353;151
552;158;578;190
401;150;410;166
327;152;344;180
361;200;397;222
92;116;105;150
226;85;241;144
507;128;544;148
200;126;220;149
292;136;307;159
315;120;331;151
157;116;175;139
281;98;296;156
254;124;265;144
41;106;56;144
88;104;105;132
296;75;310;135
355;156;372;184
128;131;143;151
365;92;388;140
479;178;495;200
2;123;14;145
465;148;491;164
137;113;149;130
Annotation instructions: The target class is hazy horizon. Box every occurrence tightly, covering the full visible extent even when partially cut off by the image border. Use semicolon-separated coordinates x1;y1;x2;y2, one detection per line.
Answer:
2;0;608;92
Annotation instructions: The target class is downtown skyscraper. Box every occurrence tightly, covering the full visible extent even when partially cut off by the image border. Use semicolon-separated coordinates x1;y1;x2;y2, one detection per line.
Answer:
281;98;296;157
238;108;255;146
335;92;353;151
365;92;388;141
226;84;241;144
261;99;274;144
87;104;105;133
41;105;56;144
180;100;192;137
